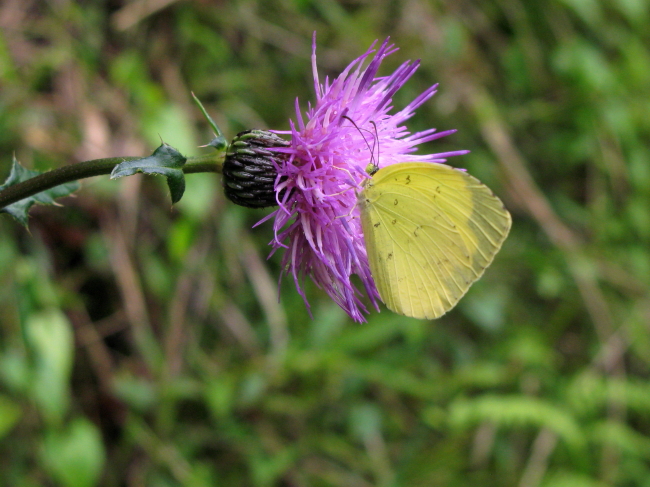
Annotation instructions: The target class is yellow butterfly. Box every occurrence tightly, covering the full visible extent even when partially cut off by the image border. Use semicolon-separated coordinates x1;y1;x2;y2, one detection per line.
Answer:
359;162;511;319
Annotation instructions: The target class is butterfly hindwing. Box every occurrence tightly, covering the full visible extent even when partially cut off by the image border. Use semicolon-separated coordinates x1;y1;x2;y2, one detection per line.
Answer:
359;163;511;319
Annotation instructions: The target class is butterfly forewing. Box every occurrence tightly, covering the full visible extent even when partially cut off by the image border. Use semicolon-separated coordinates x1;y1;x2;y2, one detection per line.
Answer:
359;163;511;319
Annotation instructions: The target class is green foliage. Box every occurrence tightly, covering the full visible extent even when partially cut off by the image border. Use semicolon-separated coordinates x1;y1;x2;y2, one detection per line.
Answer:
1;1;650;486
110;143;187;204
41;418;105;487
0;156;79;226
25;310;75;425
0;394;21;440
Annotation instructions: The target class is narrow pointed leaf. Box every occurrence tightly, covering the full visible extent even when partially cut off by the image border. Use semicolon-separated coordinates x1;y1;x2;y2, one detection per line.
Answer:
191;92;228;151
110;143;187;204
0;156;80;227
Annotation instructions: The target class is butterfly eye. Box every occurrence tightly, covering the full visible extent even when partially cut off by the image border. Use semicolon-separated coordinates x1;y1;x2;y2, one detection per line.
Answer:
365;163;378;176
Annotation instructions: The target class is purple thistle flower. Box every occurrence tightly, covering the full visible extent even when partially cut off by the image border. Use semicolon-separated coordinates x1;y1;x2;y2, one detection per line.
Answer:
262;34;469;322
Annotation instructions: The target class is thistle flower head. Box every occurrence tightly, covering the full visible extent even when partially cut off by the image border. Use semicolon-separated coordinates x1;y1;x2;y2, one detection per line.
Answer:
222;130;290;208
261;35;468;322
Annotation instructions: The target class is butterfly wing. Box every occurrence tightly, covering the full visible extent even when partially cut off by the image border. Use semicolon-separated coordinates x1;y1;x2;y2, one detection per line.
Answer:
359;163;511;319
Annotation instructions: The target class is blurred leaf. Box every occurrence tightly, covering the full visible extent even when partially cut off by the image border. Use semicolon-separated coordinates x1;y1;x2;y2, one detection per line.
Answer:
205;375;236;419
140;250;174;298
41;418;105;487
110;143;186;204
112;374;157;413
333;319;406;353
506;331;554;369
557;0;603;26
592;420;650;459
0;156;79;227
0;350;31;394
448;395;585;450
615;380;650;415
460;282;508;332
552;39;615;92
238;372;267;407
25;310;74;424
0;394;22;439
612;0;649;25
142;103;197;155
349;403;382;442
0;32;18;81
168;218;196;262
185;462;217;487
250;447;296;487
421;404;447;430
567;373;607;418
175;172;219;220
537;265;567;299
541;471;606;487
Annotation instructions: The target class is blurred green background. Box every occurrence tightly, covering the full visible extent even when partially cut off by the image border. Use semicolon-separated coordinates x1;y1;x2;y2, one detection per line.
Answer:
1;0;650;486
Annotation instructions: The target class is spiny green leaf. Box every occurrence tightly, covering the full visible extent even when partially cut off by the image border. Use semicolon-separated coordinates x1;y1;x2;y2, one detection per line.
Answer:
110;143;187;204
0;156;80;227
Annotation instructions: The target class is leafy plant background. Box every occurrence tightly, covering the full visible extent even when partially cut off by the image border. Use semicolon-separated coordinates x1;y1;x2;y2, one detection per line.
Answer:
1;1;649;486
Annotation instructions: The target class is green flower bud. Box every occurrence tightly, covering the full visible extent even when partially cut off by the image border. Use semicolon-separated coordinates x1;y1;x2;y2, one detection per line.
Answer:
222;130;290;208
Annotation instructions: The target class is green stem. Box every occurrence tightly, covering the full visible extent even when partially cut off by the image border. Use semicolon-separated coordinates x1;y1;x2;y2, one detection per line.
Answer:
0;153;223;210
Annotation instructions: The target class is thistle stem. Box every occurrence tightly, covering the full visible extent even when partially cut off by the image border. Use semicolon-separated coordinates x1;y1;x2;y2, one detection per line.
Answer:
0;153;223;210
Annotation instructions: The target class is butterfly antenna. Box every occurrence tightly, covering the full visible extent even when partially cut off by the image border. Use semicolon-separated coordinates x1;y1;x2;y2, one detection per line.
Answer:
370;120;380;174
342;115;379;175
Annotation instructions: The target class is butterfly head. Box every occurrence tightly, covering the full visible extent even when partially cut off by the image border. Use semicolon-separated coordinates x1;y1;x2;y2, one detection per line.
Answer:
365;162;379;176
